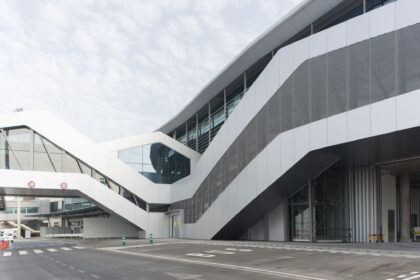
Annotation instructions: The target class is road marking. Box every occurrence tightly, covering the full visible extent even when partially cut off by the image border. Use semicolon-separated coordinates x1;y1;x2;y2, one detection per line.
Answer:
3;252;11;257
34;249;43;254
78;269;85;273
225;248;252;252
404;275;420;280
103;248;326;280
186;253;215;258
47;248;58;252
399;276;408;279
19;251;28;255
204;250;235;255
91;275;100;279
411;273;419;275
61;247;72;251
73;246;86;249
69;266;75;269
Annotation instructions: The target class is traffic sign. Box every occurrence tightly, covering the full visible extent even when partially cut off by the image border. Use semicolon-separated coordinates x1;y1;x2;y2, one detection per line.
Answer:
27;181;36;189
60;182;68;190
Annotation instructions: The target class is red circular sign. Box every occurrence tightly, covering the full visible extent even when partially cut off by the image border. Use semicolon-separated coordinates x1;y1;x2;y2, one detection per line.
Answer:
60;182;68;190
27;181;36;189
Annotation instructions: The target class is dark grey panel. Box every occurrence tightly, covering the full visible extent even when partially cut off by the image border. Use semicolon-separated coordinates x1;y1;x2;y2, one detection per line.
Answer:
227;141;238;184
281;76;294;131
245;118;257;164
371;32;396;103
398;22;420;94
310;55;328;122
328;47;348;115
237;130;247;171
266;92;281;144
293;61;310;127
348;40;370;109
257;107;268;152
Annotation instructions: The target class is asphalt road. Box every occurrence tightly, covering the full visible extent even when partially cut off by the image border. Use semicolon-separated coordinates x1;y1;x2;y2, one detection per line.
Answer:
1;239;420;280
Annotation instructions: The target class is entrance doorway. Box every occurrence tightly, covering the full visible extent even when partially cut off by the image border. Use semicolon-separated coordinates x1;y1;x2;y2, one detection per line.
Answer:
169;214;180;238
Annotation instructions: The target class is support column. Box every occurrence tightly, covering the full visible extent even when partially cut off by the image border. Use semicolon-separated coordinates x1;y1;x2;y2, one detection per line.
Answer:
263;213;269;241
308;180;315;242
17;196;21;239
400;174;411;242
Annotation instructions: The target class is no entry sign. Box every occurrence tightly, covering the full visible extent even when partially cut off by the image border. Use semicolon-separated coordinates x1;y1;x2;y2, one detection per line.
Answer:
27;181;36;189
60;182;68;190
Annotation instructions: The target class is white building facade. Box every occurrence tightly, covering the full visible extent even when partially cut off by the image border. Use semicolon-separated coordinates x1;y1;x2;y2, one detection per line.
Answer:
1;0;420;242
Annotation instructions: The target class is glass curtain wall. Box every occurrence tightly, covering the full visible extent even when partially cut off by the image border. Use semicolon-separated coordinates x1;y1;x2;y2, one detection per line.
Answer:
118;143;190;184
0;126;146;211
289;186;311;241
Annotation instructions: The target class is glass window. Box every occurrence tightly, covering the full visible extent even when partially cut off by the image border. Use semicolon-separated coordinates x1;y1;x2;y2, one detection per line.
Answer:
63;152;81;173
4;128;32;170
118;142;191;184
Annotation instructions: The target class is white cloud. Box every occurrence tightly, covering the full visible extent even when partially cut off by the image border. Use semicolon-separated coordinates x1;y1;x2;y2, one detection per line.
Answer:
0;0;303;141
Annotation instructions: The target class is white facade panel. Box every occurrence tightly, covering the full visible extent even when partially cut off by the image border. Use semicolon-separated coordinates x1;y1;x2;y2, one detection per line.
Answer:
369;1;396;37
347;12;369;45
327;112;348;146
310;119;328;151
309;29;327;58
280;130;295;174
396;0;420;29
348;105;371;142
327;21;347;52
371;98;397;136
396;89;420;131
294;124;310;162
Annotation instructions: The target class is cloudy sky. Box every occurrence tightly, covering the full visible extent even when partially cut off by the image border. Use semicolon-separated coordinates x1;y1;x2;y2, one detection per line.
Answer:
0;0;302;142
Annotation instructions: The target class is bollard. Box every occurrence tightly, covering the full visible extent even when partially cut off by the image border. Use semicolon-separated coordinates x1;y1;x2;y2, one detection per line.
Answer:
122;236;126;247
149;233;153;244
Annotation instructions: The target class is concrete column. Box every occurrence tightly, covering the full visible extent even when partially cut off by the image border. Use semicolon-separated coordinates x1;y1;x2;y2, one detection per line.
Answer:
263;213;269;241
400;174;411;242
17;196;21;239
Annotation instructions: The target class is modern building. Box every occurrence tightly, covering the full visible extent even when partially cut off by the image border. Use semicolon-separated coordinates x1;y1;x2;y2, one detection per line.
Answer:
0;0;420;242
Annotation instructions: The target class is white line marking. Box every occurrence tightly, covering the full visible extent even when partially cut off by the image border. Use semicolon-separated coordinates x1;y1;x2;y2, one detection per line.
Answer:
226;248;252;252
73;246;86;249
3;252;11;257
91;274;100;279
102;248;326;280
399;276;408;279
411;273;419;275
78;269;85;273
47;248;57;252
19;251;28;255
404;275;420;280
186;253;215;258
205;250;235;255
61;247;72;251
34;249;43;254
69;266;75;269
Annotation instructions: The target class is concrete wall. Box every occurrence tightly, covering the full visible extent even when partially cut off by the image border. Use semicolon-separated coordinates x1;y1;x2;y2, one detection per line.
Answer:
381;173;397;242
268;202;287;241
83;215;143;239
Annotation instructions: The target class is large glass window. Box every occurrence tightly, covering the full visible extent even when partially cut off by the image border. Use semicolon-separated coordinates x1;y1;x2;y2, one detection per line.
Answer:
118;142;191;184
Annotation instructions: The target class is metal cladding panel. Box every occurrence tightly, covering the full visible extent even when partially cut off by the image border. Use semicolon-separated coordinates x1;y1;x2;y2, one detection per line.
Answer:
245;118;257;164
256;107;268;153
280;76;294;132
348;40;370;109
327;47;348;116
227;141;238;184
371;32;396;103
293;61;310;127
310;55;328;122
266;92;281;144
237;130;247;172
397;22;420;94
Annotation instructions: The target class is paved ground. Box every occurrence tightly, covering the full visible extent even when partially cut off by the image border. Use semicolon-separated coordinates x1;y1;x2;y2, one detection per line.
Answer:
0;238;419;280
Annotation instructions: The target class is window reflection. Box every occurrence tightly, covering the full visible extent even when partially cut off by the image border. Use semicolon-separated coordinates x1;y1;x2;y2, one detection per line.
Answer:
118;142;191;184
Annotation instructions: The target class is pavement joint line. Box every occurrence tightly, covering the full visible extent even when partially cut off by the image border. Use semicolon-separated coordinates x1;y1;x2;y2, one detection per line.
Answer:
98;248;326;280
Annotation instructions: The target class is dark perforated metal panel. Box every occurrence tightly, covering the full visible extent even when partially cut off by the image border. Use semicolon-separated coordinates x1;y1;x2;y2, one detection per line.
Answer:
328;47;348;115
245;118;257;164
281;76;294;131
257;107;268;152
294;62;310;127
371;32;396;103
266;91;281;144
237;130;247;171
227;142;238;184
310;55;328;122
398;22;420;94
349;40;370;109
